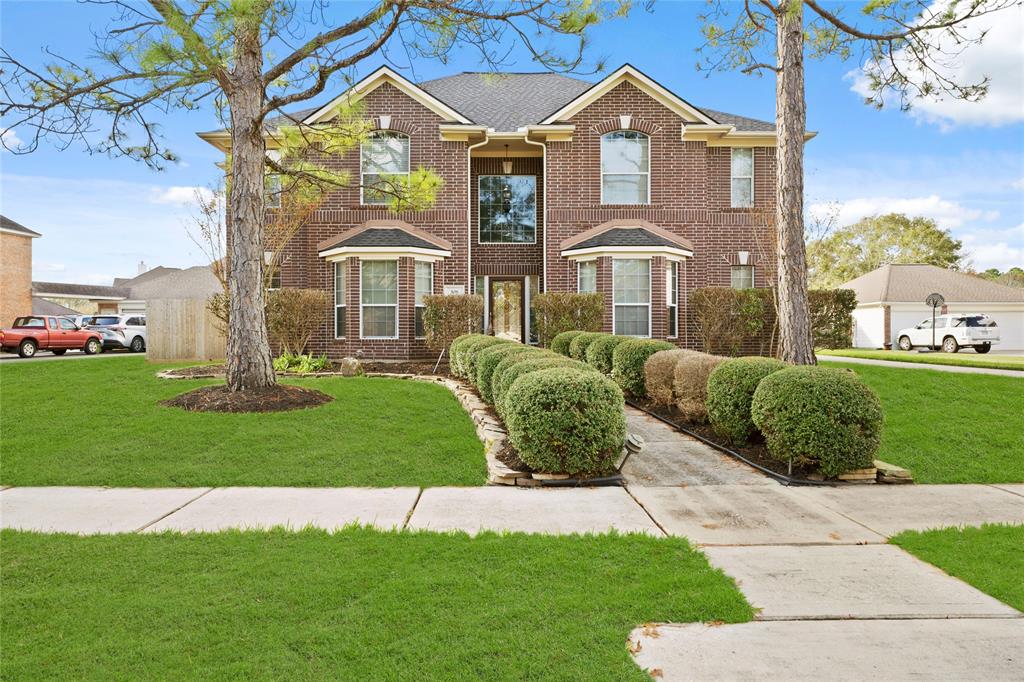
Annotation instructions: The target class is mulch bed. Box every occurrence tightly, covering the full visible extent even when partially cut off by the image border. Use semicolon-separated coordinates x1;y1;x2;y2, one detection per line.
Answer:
162;365;226;378
633;399;821;480
161;384;333;413
495;443;533;473
361;360;449;376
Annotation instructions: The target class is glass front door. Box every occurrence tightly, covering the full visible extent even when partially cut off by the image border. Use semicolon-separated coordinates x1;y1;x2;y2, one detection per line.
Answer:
489;278;524;342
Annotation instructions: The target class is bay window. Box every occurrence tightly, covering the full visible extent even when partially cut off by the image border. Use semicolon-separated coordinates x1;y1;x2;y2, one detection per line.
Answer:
415;261;433;338
613;259;651;337
479;175;536;243
731;265;754;289
666;261;679;338
601;131;650;204
577;260;597;293
360;260;398;338
361;132;410;205
731;148;754;208
334;261;346;338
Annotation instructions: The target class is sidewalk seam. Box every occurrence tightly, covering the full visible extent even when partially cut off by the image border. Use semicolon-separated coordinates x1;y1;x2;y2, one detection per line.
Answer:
624;486;669;537
134;487;216;533
402;488;424;530
985;484;1024;499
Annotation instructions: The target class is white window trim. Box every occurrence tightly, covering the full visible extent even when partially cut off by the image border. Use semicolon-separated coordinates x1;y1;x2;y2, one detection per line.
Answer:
731;264;755;290
600;131;651;206
730;148;754;209
360;131;411;206
478;174;538;245
667;261;679;339
577;259;598;293
359;259;399;340
414;260;433;339
334;260;347;339
611;257;652;338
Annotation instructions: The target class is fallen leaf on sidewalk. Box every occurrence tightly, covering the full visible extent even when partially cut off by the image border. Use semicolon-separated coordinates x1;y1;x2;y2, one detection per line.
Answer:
641;623;661;638
627;638;642;654
649;668;664;678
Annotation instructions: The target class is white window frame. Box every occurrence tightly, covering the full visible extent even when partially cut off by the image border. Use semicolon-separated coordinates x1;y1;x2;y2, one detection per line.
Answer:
730;148;754;209
600;131;651;206
731;264;755;290
334;260;347;339
577;259;597;293
359;259;399;339
360;131;411;206
612;257;652;338
414;260;433;339
666;260;679;339
478;174;538;244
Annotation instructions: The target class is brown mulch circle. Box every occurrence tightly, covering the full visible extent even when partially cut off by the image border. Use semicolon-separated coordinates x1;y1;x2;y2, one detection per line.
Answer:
161;365;226;378
161;384;333;413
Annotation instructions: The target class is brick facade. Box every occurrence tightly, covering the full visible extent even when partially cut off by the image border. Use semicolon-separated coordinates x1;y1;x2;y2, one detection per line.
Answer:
271;77;776;359
0;231;34;324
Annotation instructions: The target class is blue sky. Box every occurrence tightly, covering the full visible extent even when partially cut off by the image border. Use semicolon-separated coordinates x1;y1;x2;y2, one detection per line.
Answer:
1;0;1021;285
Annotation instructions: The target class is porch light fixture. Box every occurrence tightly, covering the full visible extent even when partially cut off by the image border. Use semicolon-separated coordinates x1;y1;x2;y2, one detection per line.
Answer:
502;144;513;175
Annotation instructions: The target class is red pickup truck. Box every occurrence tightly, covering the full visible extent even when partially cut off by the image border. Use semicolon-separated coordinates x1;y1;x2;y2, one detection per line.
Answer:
0;316;103;358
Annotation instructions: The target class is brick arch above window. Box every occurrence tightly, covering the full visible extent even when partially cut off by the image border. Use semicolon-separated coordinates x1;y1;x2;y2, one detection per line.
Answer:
372;117;419;136
590;117;661;136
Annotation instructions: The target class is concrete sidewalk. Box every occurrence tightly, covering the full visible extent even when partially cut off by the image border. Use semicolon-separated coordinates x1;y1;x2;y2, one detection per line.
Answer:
819;353;1024;377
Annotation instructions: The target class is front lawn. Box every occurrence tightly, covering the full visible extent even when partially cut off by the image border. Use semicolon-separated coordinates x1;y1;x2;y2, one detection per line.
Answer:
0;357;485;487
0;528;752;679
828;362;1024;484
819;348;1024;372
892;524;1024;611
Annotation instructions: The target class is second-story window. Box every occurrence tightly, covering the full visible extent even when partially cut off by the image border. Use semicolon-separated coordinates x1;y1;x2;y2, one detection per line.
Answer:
601;131;649;205
479;175;536;243
731;148;754;208
361;131;410;205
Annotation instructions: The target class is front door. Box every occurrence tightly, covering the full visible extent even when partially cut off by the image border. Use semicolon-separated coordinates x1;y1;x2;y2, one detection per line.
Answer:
489;278;524;342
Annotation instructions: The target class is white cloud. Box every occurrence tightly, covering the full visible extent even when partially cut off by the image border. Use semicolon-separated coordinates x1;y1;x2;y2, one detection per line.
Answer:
1;128;22;150
960;223;1024;271
808;194;998;230
149;185;214;206
848;3;1024;129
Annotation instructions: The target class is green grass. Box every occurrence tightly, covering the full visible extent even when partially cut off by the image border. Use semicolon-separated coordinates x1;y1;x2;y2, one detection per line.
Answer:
828;362;1024;484
892;524;1024;611
0;528;752;679
0;356;485;487
819;348;1024;371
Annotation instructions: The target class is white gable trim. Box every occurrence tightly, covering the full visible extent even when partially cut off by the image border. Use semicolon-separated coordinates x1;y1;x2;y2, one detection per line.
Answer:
541;64;717;125
303;66;472;126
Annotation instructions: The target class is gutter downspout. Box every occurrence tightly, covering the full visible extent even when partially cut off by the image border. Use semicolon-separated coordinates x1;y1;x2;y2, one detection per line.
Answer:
467;130;491;298
522;132;547;293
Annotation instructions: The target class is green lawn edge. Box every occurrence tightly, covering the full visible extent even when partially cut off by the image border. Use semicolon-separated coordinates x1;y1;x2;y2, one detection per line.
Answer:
819;348;1024;371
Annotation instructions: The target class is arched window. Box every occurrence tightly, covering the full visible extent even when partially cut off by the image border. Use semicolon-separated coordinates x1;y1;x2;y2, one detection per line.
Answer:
601;131;649;205
360;131;410;205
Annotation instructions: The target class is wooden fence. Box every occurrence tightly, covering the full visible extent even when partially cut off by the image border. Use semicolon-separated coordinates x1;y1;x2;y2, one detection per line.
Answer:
146;298;226;361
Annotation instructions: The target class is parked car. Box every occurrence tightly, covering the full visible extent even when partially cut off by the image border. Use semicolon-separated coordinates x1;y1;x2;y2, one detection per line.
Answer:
65;314;96;328
0;316;102;357
896;313;1000;353
86;314;147;352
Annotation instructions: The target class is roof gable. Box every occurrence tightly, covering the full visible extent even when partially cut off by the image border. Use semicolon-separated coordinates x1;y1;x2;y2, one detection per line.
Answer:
1;215;42;238
844;264;1024;304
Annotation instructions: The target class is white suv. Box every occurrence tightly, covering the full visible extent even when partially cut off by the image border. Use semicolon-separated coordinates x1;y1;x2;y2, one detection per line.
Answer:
86;314;148;352
896;313;999;354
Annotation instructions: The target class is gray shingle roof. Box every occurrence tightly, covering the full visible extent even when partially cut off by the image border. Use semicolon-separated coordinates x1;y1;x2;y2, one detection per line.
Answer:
843;264;1024;304
126;266;222;300
571;227;683;250
323;228;446;252
1;215;42;237
32;281;127;299
699;107;775;132
32;297;80;315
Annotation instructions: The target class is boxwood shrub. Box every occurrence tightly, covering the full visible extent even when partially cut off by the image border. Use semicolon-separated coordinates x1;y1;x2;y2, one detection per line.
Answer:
706;357;787;444
643;349;696;406
611;339;675;397
504;367;626;476
586;334;629;374
551;330;585;356
493;354;587;416
751;365;883;478
449;333;487;378
476;343;542;404
672;352;728;423
568;331;606;361
460;336;510;382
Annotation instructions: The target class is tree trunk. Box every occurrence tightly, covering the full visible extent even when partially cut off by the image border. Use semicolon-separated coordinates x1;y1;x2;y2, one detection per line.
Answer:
774;0;816;365
224;26;276;391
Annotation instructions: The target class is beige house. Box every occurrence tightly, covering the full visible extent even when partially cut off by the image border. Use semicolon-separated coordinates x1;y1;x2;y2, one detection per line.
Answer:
844;264;1024;351
0;215;41;325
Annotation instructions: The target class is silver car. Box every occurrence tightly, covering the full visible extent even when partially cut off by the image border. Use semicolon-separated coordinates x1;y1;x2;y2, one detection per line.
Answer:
86;314;147;352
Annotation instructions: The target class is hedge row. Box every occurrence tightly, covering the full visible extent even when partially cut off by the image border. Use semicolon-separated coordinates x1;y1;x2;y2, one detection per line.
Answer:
550;330;674;398
449;333;624;477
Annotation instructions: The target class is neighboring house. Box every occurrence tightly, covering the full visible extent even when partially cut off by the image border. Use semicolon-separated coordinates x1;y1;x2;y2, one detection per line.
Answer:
199;64;805;359
33;265;221;315
1;215;41;325
844;264;1024;351
32;297;80;316
32;281;128;314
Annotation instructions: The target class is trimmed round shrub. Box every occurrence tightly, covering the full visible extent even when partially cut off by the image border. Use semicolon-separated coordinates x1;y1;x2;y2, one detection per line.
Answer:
611;339;675;397
493;354;588;416
644;349;697;406
460;336;510;383
586;334;630;374
476;343;541;404
751;365;883;478
672;352;727;423
504;367;626;476
706;357;787;444
568;331;605;361
551;330;585;356
449;333;487;378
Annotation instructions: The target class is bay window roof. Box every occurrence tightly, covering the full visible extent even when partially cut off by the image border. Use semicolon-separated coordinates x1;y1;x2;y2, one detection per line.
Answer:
560;219;694;259
318;220;452;260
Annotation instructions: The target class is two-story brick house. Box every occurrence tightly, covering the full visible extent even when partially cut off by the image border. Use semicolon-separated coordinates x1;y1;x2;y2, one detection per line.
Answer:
199;64;798;359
